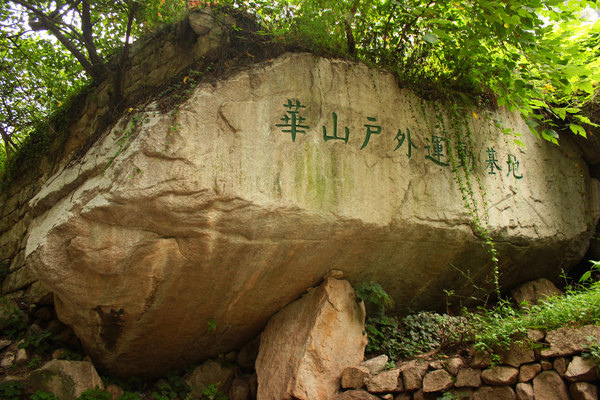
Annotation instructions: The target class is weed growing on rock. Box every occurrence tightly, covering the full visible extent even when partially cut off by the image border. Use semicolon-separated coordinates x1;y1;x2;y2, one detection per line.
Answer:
30;390;59;400
0;381;23;400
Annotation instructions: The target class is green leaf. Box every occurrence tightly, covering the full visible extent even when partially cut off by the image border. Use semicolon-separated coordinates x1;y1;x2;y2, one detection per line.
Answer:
569;124;586;137
423;32;439;44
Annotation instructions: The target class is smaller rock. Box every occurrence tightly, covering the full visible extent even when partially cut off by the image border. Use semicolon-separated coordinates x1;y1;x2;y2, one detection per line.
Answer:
510;278;562;308
14;348;28;365
455;368;482;388
365;368;401;393
429;360;444;370
553;357;568;377
501;343;535;367
532;370;569;400
380;394;394;400
412;390;437;400
33;307;53;321
341;365;369;389
0;339;11;351
540;359;553;370
422;369;453;393
541;325;600;357
471;351;491;368
236;335;260;370
402;364;428;391
526;329;545;342
445;388;474;400
481;365;518;386
51;348;70;360
328;390;380;400
565;356;600;382
228;376;250;400
105;383;124;400
23;360;104;400
0;352;15;368
473;386;516;400
184;359;235;398
515;382;534;400
361;355;389;374
445;356;465;376
518;363;541;382
569;382;599;400
248;373;257;400
394;394;411;400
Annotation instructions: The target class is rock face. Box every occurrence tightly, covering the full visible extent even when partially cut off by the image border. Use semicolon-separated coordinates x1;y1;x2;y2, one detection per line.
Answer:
255;277;366;400
24;53;599;376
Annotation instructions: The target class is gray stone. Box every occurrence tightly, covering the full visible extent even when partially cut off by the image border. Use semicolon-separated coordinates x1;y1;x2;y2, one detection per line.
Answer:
361;355;389;374
565;356;600;382
541;325;600;357
569;382;599;400
365;369;401;393
515;382;534;400
422;369;453;393
481;365;518;385
455;368;482;388
473;386;516;400
24;360;104;400
532;370;569;400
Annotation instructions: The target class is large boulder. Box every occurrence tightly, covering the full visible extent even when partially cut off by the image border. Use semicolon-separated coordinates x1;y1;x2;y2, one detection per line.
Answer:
24;53;599;376
255;277;366;400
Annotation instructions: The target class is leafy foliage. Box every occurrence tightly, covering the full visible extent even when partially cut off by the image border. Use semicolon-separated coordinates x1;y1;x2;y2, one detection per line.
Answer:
31;390;60;400
0;297;27;339
0;381;23;400
78;386;112;400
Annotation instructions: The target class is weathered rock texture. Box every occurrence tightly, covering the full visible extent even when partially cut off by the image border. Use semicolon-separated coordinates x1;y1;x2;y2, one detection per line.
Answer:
17;52;600;376
255;277;366;400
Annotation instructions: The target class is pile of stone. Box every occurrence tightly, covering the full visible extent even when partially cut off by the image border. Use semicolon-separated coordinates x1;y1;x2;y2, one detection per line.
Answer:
335;325;600;400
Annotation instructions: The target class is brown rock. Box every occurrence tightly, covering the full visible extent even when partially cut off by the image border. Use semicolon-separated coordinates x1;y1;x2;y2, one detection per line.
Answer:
23;360;104;400
105;383;124;400
428;360;444;370
255;278;367;400
518;363;541;382
402;364;428;391
445;356;465;376
532;370;569;400
412;390;437;400
184;360;234;398
541;325;600;357
526;329;545;343
510;278;562;308
480;365;518;385
0;339;11;351
565;356;600;382
445;389;474;400
328;390;380;400
394;394;411;400
473;386;516;400
553;357;568;377
455;368;482;388
422;369;453;393
541;359;553;370
365;369;401;393
380;394;394;400
569;382;599;400
361;355;389;374
236;335;260;371
500;343;535;367
471;351;491;368
515;382;534;400
341;366;369;389
228;376;250;400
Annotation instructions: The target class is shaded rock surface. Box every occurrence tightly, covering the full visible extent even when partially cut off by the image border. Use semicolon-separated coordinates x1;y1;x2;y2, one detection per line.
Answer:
23;52;599;377
23;360;103;400
255;277;366;400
